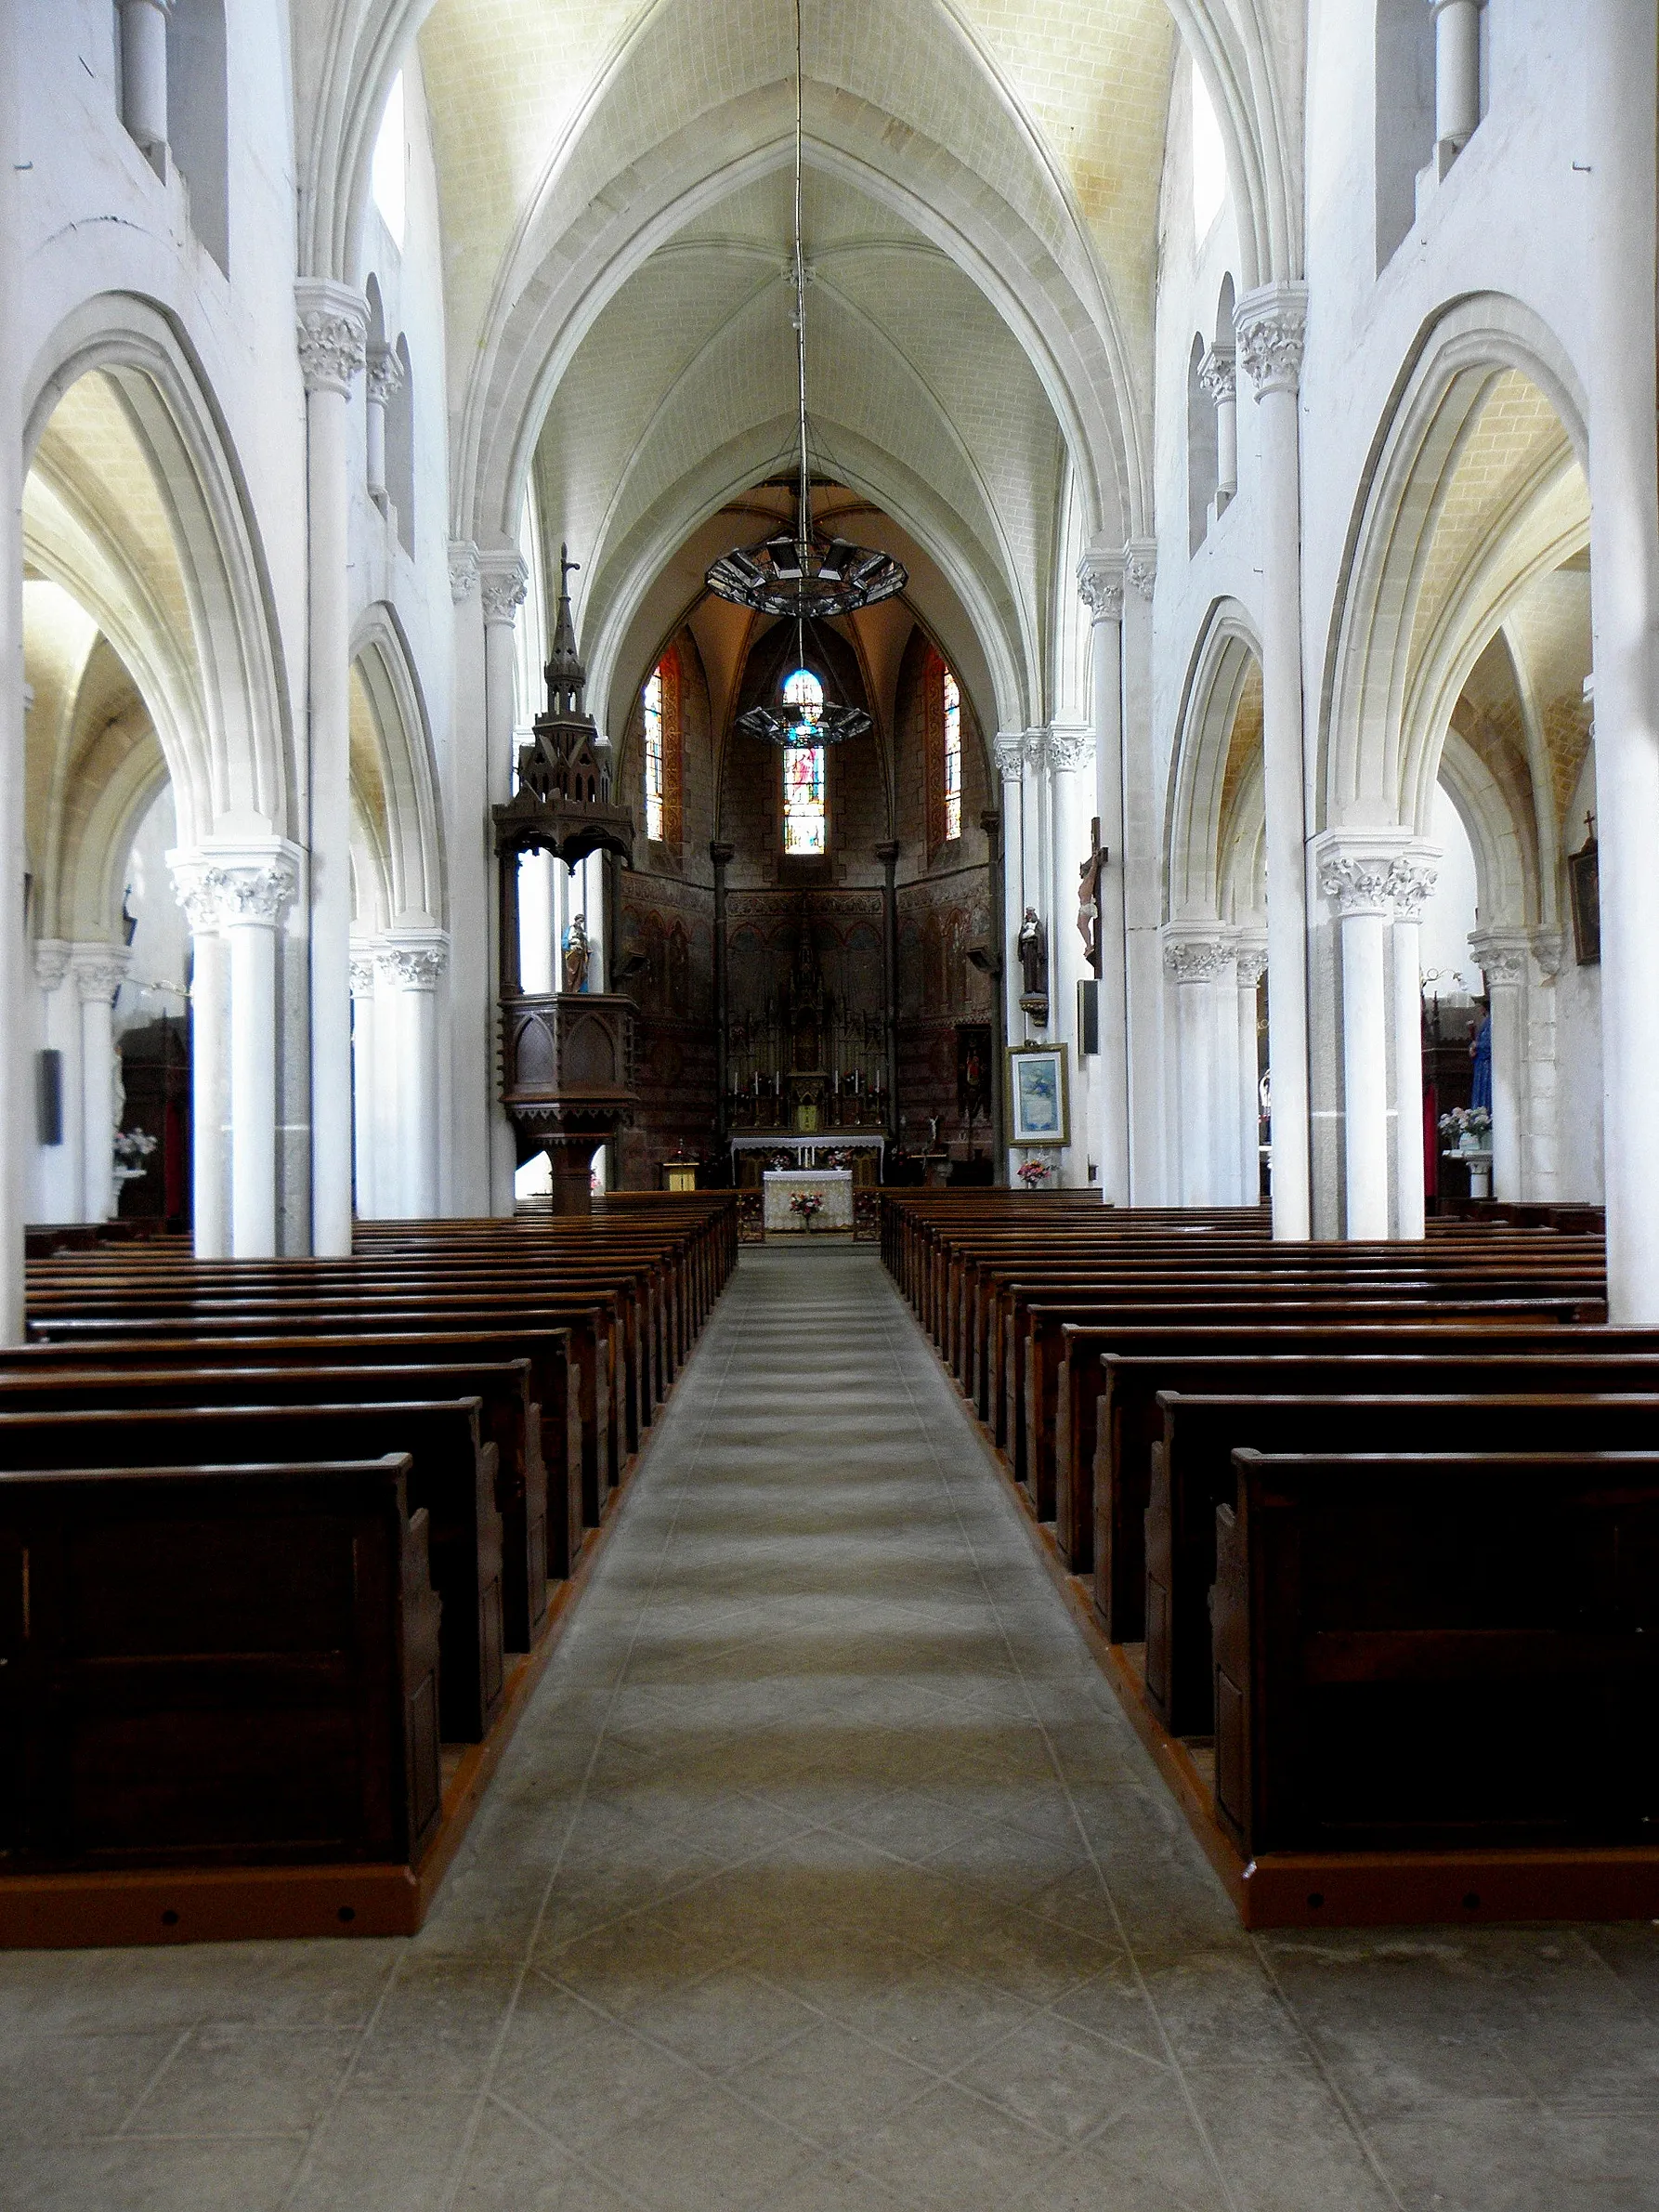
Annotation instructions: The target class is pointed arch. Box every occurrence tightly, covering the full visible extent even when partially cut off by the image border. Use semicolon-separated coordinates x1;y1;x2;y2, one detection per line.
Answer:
348;601;447;926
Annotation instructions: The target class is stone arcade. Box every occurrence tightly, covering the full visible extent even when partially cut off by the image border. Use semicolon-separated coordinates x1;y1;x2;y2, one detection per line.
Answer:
1;4;1657;2207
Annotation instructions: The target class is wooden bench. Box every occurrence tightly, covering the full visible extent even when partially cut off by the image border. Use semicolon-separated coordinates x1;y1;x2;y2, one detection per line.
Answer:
0;1455;441;1878
1213;1447;1659;1862
1152;1389;1659;1737
0;1401;503;1743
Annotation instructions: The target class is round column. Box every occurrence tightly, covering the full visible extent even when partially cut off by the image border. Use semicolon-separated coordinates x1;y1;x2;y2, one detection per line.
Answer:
1237;284;1312;1239
1389;850;1440;1239
32;941;77;1226
1588;0;1659;1319
378;935;449;1218
1316;840;1400;1241
1470;930;1530;1204
1235;936;1269;1207
218;851;299;1259
993;734;1026;1180
364;342;402;506
295;283;368;1256
72;949;130;1224
167;854;229;1258
350;951;377;1219
118;0;172;155
1078;549;1129;1207
1163;931;1231;1207
1199;347;1238;510
479;553;529;1217
1432;0;1484;153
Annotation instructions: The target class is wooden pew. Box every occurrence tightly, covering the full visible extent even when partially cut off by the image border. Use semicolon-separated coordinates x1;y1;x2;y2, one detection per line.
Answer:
0;1402;503;1743
0;1455;442;1876
1212;1446;1659;1860
0;1359;549;1652
1151;1389;1659;1736
1078;1320;1659;1628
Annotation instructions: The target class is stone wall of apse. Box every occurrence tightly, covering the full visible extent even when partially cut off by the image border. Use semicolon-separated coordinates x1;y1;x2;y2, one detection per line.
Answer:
616;625;718;1187
892;627;995;1153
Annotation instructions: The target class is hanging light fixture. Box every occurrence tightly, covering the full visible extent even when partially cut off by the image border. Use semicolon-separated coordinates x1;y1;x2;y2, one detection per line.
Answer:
707;0;904;744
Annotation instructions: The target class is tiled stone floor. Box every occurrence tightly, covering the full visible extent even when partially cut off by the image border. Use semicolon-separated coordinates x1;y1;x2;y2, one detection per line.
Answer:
3;1245;1658;2210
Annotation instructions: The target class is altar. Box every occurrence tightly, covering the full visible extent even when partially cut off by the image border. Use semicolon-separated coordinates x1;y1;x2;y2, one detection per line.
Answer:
763;1169;854;1234
731;1133;883;1183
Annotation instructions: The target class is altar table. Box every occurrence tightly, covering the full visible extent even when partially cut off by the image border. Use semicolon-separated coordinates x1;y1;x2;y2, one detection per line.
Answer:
763;1169;854;1234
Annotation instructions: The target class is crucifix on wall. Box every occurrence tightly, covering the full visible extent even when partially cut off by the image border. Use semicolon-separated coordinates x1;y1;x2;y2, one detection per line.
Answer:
1077;816;1107;979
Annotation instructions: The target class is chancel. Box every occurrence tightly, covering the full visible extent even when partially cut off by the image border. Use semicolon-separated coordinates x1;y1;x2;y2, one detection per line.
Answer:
2;1;1658;2205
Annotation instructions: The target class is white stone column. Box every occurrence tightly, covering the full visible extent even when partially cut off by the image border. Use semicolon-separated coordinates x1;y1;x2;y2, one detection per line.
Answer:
1388;849;1439;1238
1163;930;1232;1206
32;942;78;1224
378;935;449;1218
0;34;23;1331
479;552;529;1216
1120;543;1165;1201
1236;284;1312;1240
1470;929;1530;1204
1433;0;1485;159
72;948;129;1224
1315;835;1402;1241
1526;930;1564;1199
1199;347;1238;512
1019;728;1049;1040
1589;0;1659;1318
118;0;172;158
518;852;555;995
295;282;368;1256
217;850;300;1258
1048;726;1092;1184
364;342;403;507
446;543;490;1216
1078;549;1129;1207
350;949;378;1219
1235;933;1269;1207
1211;934;1242;1204
167;856;228;1258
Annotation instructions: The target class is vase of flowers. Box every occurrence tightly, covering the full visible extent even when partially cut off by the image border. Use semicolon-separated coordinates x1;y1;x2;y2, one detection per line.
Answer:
1438;1106;1492;1155
790;1190;825;1232
1016;1158;1052;1189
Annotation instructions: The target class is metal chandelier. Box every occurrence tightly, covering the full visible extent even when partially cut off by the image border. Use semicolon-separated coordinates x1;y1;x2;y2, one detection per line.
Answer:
707;0;905;746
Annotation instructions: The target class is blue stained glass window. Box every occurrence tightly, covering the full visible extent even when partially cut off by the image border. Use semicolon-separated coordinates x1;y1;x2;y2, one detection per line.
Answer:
943;666;961;842
782;669;827;854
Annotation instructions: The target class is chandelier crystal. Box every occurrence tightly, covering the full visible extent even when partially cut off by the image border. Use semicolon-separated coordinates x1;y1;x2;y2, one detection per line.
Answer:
705;0;906;714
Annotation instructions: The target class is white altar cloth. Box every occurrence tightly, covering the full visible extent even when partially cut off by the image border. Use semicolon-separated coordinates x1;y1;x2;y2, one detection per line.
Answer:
763;1169;854;1233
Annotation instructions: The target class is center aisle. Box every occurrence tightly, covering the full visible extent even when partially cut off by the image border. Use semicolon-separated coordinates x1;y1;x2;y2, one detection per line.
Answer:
344;1243;1399;2212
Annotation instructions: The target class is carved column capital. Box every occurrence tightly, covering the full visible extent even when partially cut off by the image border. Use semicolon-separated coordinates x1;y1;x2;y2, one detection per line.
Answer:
349;949;378;999
378;933;450;990
365;342;406;407
72;945;131;1004
1529;928;1566;983
170;842;300;931
1469;928;1532;988
1162;926;1235;985
1236;281;1309;399
1077;551;1125;623
294;281;369;397
1197;345;1237;407
1123;538;1157;599
477;551;529;629
993;732;1026;784
448;540;480;604
1386;846;1441;923
33;938;72;992
1234;931;1270;988
1045;726;1094;775
1313;830;1410;919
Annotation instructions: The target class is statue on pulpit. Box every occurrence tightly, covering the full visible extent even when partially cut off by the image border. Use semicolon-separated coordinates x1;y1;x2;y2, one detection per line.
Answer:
562;912;591;994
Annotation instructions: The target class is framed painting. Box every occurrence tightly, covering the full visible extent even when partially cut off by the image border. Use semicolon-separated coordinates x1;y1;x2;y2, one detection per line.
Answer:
1007;1042;1069;1146
1569;836;1600;965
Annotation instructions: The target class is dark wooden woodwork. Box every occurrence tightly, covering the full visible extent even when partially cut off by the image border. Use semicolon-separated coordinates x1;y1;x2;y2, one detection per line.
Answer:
0;1456;440;1873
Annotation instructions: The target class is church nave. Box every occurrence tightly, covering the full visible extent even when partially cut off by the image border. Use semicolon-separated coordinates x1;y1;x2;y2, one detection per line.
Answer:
3;1246;1654;2212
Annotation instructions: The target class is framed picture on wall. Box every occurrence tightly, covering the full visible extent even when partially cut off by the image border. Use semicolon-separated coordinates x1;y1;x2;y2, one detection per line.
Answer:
1007;1042;1070;1146
1569;834;1600;965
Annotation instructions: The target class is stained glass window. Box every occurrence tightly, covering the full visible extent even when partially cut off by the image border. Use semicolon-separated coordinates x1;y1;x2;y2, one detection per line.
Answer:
642;647;681;847
781;669;827;855
943;666;961;843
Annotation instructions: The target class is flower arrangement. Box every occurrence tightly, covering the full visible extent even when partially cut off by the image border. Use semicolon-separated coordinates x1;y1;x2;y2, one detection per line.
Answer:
1438;1106;1492;1148
1016;1158;1052;1188
790;1190;825;1226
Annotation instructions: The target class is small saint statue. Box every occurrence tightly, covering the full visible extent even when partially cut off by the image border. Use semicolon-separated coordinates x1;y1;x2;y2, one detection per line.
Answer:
1017;907;1048;1001
562;911;591;994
